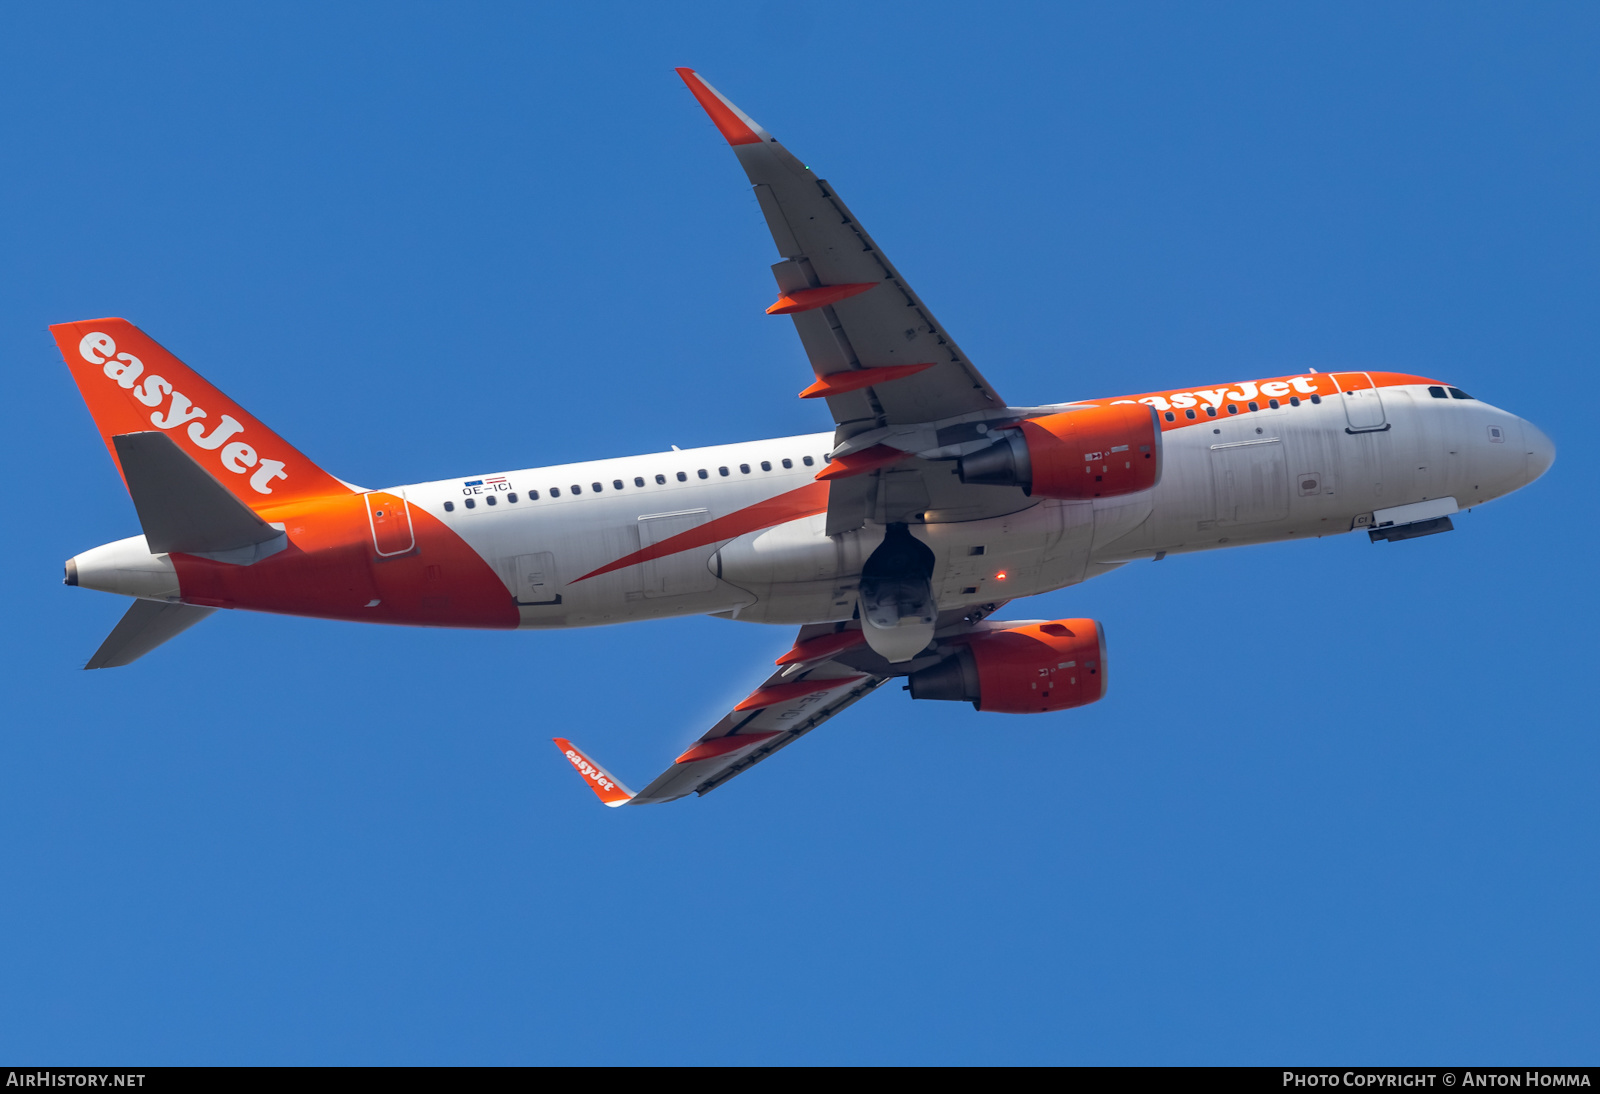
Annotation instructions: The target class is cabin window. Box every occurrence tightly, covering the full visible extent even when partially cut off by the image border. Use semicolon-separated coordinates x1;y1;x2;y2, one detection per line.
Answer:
1226;404;1238;415
782;458;793;469
1164;411;1175;422
485;494;497;506
1205;406;1217;417
443;501;455;512
655;474;666;485
1248;401;1259;412
718;466;729;476
676;472;687;482
739;463;750;474
1310;394;1322;404
1269;399;1280;409
634;477;645;487
571;485;582;495
1289;397;1300;407
507;493;518;503
1429;385;1448;399
761;460;772;471
550;487;560;497
1185;409;1196;420
1449;387;1475;400
697;469;708;479
465;497;476;509
614;479;624;490
803;456;815;466
530;490;540;500
590;482;601;493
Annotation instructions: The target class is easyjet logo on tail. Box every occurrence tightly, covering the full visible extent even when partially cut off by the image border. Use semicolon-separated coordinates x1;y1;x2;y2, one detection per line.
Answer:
79;331;289;495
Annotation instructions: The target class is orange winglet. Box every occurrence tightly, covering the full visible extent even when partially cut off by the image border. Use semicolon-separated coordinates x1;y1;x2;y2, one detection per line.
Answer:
814;444;913;482
552;738;635;807
732;676;865;712
766;283;878;315
776;629;868;667
799;362;936;400
674;732;782;765
675;68;764;146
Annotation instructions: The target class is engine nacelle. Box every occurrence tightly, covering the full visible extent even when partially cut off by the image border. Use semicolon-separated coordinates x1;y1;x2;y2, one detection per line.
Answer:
907;619;1107;714
958;403;1161;499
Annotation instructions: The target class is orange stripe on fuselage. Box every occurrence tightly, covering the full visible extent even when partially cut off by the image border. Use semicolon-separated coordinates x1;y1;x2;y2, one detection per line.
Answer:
572;480;830;584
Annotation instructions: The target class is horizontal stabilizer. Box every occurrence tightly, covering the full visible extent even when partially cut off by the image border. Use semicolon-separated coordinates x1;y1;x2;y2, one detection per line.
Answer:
113;432;285;557
85;599;216;670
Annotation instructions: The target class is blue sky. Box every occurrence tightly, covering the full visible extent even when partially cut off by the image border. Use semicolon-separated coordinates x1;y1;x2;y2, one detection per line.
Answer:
2;2;1595;1064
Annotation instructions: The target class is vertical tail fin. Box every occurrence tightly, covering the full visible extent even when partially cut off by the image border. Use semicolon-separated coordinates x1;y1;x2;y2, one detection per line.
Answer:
50;319;352;511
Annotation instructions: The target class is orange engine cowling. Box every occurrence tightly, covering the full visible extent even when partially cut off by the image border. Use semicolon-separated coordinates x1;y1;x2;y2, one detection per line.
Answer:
958;403;1161;499
907;619;1107;714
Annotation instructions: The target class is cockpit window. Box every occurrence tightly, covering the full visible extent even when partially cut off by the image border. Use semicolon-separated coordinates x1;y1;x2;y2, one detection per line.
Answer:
1428;385;1448;399
1448;387;1475;400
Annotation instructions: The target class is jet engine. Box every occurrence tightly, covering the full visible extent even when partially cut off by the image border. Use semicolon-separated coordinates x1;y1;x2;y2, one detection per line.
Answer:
907;619;1107;714
957;404;1161;499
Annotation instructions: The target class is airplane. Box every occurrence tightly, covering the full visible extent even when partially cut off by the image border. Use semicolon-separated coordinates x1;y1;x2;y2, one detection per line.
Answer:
54;68;1555;806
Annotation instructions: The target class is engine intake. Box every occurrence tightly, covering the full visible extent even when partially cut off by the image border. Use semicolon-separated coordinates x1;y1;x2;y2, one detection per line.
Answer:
908;619;1107;714
958;403;1161;499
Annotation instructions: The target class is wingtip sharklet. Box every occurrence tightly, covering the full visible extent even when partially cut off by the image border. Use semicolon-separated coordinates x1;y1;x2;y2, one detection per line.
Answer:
552;738;636;807
674;67;769;146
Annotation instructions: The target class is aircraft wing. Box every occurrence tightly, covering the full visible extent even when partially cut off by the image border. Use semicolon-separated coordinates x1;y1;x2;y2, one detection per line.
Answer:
676;68;1005;430
554;624;891;805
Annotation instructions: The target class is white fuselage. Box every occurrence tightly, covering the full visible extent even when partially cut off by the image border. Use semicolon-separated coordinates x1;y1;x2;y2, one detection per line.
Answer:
377;381;1549;632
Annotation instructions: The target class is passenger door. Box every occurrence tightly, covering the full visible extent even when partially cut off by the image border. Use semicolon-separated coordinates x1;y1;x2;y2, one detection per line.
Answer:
1330;372;1388;433
366;492;415;556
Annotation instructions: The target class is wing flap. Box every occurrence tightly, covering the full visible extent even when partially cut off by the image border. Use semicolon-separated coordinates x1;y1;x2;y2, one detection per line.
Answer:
550;624;891;807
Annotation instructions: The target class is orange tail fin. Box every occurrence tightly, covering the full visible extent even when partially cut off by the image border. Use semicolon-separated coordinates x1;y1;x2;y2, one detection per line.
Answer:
50;318;352;510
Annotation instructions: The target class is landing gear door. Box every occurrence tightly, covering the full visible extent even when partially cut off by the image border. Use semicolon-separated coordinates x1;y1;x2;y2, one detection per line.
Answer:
1330;372;1388;433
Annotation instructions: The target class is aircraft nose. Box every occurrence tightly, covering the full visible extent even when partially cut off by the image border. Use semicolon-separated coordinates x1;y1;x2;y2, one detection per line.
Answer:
1523;419;1556;483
